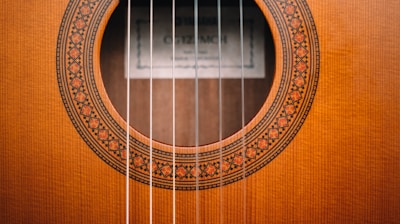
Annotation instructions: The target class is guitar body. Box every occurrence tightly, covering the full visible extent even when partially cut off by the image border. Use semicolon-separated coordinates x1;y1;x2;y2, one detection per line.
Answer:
1;0;399;223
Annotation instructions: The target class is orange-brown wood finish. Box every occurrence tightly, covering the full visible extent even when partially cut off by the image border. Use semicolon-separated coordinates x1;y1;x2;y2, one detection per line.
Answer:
1;0;400;223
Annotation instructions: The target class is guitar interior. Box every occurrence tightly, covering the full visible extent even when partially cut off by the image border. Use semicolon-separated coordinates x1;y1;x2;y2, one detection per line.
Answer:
100;0;275;146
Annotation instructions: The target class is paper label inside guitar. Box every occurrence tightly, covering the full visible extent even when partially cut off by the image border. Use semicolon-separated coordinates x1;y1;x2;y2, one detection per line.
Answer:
129;7;265;79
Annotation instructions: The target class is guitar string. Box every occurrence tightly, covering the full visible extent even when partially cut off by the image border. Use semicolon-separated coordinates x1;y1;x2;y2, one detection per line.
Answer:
125;2;246;223
172;0;176;223
149;0;154;223
239;0;247;223
217;0;223;223
125;0;131;223
194;0;200;223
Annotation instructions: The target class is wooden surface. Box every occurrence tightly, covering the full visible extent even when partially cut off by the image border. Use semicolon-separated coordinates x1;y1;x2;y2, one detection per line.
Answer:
1;0;400;223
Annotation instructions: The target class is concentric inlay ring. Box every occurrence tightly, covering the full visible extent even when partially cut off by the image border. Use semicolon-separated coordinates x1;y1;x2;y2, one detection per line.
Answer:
57;0;319;190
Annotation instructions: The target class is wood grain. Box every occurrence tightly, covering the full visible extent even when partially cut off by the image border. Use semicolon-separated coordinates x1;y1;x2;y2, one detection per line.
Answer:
1;0;399;223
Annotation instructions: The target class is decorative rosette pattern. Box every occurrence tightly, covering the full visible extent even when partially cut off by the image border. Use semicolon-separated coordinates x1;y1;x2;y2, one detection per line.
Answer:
57;0;319;190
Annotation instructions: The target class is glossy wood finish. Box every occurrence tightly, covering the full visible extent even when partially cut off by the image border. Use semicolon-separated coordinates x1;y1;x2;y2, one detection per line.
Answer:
1;0;400;223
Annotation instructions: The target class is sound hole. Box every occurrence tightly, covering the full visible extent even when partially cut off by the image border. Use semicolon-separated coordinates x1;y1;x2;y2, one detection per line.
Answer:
100;0;275;146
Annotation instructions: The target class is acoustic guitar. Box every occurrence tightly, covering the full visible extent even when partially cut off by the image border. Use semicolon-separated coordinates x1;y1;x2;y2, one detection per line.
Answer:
1;0;399;223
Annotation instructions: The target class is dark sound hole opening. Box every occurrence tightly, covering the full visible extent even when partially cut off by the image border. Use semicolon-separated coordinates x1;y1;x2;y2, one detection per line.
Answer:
100;0;275;146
